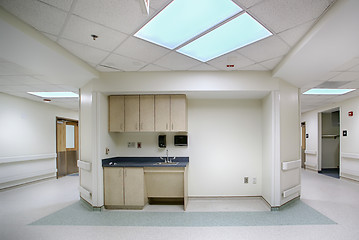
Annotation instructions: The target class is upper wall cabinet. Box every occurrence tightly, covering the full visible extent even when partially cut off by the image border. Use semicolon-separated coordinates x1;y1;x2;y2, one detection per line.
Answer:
140;95;155;132
109;94;187;133
125;95;140;132
155;94;187;132
109;96;125;132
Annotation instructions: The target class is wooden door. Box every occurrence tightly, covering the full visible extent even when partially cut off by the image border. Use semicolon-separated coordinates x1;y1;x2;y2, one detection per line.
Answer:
140;95;155;131
104;167;124;206
56;120;67;177
109;96;125;132
171;95;187;132
155;95;170;132
125;95;140;132
124;168;145;207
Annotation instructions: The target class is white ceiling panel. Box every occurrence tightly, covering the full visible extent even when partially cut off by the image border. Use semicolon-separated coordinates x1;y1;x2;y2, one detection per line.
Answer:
149;0;171;11
102;53;147;71
278;20;315;47
349;64;359;72
58;39;110;65
233;0;264;8
259;57;283;70
41;32;58;41
95;65;120;72
340;81;359;89
73;0;153;35
61;15;128;52
249;0;334;33
239;63;268;71
115;37;170;63
318;71;340;81
328;72;359;82
207;52;254;71
334;58;359;71
154;52;201;71
0;59;35;75
189;64;218;71
139;64;170;72
39;0;73;11
238;36;290;63
0;0;67;35
0;75;45;85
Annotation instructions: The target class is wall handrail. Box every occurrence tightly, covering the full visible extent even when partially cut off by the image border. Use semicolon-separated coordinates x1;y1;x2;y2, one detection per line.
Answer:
282;185;301;198
0;153;57;164
341;153;359;160
304;150;317;155
282;159;301;171
77;160;91;171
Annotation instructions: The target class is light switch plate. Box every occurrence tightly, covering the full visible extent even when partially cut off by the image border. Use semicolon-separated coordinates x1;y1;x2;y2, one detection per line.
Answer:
128;142;136;148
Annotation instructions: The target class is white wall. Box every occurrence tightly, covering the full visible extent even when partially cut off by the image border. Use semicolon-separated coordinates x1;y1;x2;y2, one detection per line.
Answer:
0;93;78;189
301;96;359;181
279;80;301;205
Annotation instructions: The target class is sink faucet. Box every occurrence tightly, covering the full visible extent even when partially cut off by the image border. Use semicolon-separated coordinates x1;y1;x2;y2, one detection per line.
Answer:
160;149;176;163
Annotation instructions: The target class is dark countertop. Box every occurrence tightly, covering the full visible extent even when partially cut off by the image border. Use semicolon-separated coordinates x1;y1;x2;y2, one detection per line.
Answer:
102;157;189;168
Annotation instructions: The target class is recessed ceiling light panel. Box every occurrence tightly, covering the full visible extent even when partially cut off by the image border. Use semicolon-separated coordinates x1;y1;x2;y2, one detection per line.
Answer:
177;13;272;62
134;0;242;50
303;89;355;95
28;92;79;98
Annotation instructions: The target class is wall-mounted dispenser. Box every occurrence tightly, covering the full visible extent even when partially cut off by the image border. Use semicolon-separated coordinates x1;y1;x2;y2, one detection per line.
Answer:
158;135;166;148
174;135;188;146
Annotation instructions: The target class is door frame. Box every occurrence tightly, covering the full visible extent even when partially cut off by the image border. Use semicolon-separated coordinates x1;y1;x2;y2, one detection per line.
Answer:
56;117;79;178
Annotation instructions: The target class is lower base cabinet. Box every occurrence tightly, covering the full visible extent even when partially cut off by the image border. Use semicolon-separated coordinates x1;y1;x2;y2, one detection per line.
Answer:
104;167;146;209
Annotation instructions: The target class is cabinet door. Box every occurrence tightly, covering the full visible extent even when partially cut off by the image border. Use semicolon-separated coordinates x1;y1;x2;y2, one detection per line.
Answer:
124;168;145;207
140;95;154;132
155;95;170;132
109;96;124;132
125;95;140;132
104;167;124;206
171;95;187;132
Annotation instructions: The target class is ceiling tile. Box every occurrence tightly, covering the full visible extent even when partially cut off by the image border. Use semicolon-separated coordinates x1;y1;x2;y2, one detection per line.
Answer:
249;0;333;33
315;81;351;88
334;58;359;71
239;63;268;71
149;0;171;11
96;65;121;72
41;32;58;41
349;64;359;72
102;53;147;71
278;20;315;47
58;39;110;65
340;81;359;89
115;37;170;63
207;52;254;70
139;64;170;72
61;15;128;52
0;59;35;75
39;0;73;11
238;36;290;63
189;64;218;71
0;0;67;35
154;52;201;71
233;0;264;9
73;0;152;35
318;71;340;81
328;72;359;82
259;56;283;70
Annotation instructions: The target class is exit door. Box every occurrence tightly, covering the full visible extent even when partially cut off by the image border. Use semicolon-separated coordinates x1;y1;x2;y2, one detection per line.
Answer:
56;118;79;178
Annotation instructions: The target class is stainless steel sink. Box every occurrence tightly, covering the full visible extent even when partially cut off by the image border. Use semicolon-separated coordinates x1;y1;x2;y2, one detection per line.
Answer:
154;162;179;165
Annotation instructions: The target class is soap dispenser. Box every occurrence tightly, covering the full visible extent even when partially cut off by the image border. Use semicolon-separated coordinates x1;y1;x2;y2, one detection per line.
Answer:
158;135;166;148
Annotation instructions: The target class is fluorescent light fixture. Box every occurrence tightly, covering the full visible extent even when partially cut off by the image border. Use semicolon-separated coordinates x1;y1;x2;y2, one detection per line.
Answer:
28;92;79;98
134;0;242;50
303;89;355;95
177;13;272;62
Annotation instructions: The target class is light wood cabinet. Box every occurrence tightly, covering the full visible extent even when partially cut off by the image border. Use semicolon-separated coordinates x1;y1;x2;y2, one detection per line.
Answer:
154;95;171;132
109;96;124;132
170;95;187;132
109;94;187;133
125;95;140;132
104;167;146;209
140;95;155;131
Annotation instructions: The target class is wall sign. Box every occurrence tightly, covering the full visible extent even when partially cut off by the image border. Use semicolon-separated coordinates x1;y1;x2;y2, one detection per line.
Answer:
348;111;353;117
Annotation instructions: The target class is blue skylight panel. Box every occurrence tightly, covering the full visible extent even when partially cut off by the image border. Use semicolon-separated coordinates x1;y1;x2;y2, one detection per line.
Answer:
303;89;355;95
28;92;79;98
134;0;242;50
177;13;272;62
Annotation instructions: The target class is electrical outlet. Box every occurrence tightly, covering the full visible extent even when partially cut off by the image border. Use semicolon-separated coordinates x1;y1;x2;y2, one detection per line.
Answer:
128;142;136;148
253;177;257;184
105;147;110;155
244;177;249;184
